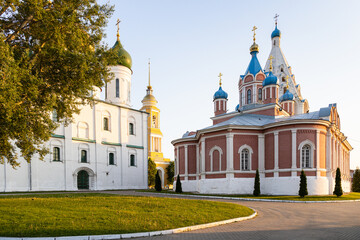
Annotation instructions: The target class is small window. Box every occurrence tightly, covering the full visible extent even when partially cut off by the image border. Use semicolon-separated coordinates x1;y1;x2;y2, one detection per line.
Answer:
130;154;136;166
116;78;120;98
241;149;250;170
258;88;262;101
129;123;134;135
53;147;60;161
103;117;109;131
152;115;157;128
302;145;311;168
81;150;87;163
52;110;58;122
247;89;252;104
109;152;115;165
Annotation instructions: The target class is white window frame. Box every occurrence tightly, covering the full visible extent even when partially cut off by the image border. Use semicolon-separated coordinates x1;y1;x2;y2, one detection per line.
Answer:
129;150;137;167
79;143;90;163
50;140;63;162
209;146;223;172
107;147;116;166
77;121;89;139
298;140;315;169
128;116;136;136
238;144;253;171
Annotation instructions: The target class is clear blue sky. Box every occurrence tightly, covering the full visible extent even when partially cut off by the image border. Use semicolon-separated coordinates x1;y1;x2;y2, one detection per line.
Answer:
98;0;360;169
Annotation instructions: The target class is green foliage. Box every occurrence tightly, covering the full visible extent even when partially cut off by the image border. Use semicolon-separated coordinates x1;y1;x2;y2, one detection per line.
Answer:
0;0;115;167
298;170;308;198
166;161;174;184
253;169;260;196
148;158;157;187
352;169;360;192
333;168;343;197
155;171;162;192
175;174;182;193
0;193;254;237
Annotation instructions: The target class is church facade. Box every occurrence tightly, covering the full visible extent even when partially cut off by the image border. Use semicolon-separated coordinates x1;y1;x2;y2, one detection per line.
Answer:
0;26;149;192
172;23;352;195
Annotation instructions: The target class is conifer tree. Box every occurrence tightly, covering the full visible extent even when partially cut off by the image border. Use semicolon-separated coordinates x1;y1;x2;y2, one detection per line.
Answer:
299;170;308;197
155;171;162;192
253;169;260;196
148;158;157;187
333;168;343;197
175;174;182;193
352;169;360;192
166;161;175;184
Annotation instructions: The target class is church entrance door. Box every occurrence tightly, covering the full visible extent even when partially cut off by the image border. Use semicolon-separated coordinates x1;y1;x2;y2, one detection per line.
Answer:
77;170;89;189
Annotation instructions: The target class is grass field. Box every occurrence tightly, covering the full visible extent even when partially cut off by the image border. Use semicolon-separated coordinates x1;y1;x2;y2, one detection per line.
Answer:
140;190;360;201
0;193;253;237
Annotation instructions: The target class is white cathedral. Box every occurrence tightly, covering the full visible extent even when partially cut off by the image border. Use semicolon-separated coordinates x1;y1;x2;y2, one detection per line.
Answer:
0;27;149;192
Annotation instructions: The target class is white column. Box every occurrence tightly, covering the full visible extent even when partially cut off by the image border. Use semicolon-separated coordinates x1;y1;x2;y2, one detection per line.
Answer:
258;134;265;178
196;144;199;180
291;130;297;177
226;132;234;178
184;145;188;181
274;131;279;177
201;138;205;179
316;130;320;178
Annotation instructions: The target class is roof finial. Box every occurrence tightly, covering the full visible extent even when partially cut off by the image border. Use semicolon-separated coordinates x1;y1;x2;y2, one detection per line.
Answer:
252;26;257;43
148;58;151;89
116;19;121;41
268;55;274;72
218;72;223;86
274;14;279;26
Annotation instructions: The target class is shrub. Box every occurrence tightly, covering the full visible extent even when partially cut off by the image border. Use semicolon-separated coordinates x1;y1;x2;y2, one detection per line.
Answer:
175;175;182;193
299;170;308;198
166;161;175;184
352;169;360;192
148;158;157;187
253;169;260;196
333;168;343;197
155;171;162;192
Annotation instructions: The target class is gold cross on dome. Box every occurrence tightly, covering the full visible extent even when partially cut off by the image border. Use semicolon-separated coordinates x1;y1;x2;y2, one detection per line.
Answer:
268;55;274;71
116;19;121;39
252;26;258;42
218;72;223;86
274;14;279;25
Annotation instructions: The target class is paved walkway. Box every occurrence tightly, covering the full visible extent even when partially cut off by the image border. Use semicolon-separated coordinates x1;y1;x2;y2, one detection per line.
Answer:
105;191;360;240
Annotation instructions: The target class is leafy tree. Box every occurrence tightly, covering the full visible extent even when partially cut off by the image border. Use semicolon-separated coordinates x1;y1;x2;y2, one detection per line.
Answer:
166;161;174;184
352;169;360;192
155;171;162;192
0;0;115;167
253;169;260;196
175;174;182;193
299;170;308;198
148;158;157;187
333;168;343;197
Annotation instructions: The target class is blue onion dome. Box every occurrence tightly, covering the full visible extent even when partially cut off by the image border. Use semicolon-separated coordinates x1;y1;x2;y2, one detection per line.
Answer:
213;86;228;100
112;37;132;70
280;89;294;102
262;71;278;86
271;25;281;38
235;104;239;111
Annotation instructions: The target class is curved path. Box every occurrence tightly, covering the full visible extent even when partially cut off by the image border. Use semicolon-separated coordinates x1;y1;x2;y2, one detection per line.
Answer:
106;191;360;240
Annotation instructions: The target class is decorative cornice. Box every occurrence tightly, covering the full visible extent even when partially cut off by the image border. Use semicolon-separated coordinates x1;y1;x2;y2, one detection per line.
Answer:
102;141;122;146
72;137;96;143
51;134;65;139
126;144;144;149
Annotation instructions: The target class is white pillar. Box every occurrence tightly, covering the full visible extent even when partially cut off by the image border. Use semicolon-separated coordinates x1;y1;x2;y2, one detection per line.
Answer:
316;130;320;177
226;132;234;178
274;131;279;177
184;145;188;181
258;134;265;178
291;130;297;177
201;138;205;179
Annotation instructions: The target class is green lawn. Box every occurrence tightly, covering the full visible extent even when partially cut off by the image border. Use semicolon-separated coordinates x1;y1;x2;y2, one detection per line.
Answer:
139;190;360;201
0;193;253;237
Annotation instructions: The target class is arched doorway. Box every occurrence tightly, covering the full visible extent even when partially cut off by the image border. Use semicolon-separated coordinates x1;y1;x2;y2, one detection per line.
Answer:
156;167;165;188
77;170;89;189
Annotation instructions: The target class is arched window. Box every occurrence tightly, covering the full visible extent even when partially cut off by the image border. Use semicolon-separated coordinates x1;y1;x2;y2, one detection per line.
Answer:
116;78;119;98
152;115;157;128
258;88;262;100
109;152;114;165
81;150;87;163
302;144;311;168
247;89;252;104
129;123;134;135
103;117;109;131
52;110;58;122
241;149;250;170
53;147;60;161
130;154;136;166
